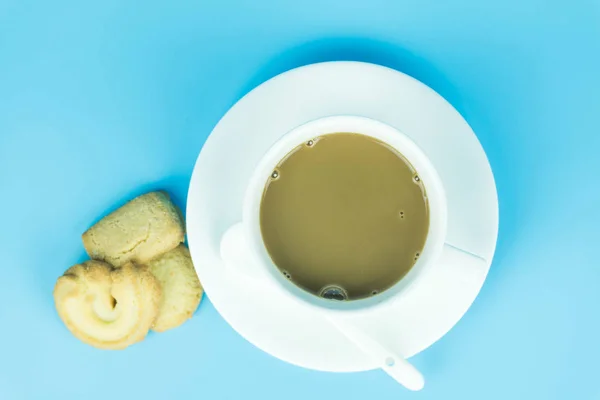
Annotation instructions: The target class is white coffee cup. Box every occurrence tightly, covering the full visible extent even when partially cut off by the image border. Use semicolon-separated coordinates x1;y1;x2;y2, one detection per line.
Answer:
220;116;485;390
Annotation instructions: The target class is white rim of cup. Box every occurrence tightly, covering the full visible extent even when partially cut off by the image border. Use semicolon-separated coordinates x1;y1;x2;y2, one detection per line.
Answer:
242;115;448;314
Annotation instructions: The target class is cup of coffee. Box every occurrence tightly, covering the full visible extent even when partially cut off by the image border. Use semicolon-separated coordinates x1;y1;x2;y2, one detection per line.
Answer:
220;116;484;389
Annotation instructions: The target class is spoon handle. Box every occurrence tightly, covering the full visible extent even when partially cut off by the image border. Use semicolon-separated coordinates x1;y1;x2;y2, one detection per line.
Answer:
329;317;425;391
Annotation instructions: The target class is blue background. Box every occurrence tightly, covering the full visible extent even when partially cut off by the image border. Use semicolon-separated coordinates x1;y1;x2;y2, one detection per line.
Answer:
1;1;599;399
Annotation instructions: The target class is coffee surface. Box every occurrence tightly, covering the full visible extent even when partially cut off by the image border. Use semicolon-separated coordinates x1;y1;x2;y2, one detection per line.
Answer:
260;133;429;300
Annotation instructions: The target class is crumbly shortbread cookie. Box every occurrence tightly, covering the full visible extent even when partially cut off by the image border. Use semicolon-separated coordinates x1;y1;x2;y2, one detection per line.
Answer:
53;260;161;350
147;245;203;332
82;191;185;267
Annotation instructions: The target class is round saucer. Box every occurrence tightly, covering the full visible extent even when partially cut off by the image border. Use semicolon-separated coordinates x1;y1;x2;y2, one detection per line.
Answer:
187;61;498;372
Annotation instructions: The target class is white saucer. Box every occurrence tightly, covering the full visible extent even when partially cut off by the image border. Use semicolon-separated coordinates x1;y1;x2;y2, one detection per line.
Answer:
187;61;498;372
